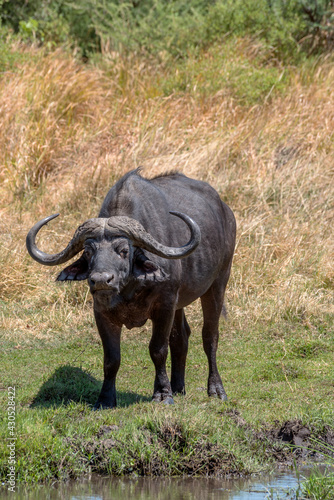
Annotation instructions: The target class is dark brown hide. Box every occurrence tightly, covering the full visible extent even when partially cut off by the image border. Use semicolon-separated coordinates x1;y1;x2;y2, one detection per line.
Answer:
26;170;236;408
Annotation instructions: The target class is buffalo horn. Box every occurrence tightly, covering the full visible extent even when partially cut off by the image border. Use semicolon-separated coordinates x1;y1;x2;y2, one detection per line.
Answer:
26;214;105;265
26;211;201;266
106;211;201;258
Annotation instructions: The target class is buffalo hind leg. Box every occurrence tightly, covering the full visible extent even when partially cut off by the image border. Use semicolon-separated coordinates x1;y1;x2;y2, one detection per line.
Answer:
200;276;229;401
169;309;191;394
150;306;175;405
93;308;122;409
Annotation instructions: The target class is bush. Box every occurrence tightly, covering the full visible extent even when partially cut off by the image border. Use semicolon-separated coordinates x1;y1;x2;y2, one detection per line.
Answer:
0;0;98;53
206;0;334;59
1;0;333;60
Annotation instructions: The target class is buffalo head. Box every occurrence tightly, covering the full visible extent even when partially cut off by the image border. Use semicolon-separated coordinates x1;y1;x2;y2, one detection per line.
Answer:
26;212;201;303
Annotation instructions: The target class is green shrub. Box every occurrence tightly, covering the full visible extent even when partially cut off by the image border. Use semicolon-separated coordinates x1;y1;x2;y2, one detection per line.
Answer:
1;1;333;60
206;0;334;60
0;0;98;53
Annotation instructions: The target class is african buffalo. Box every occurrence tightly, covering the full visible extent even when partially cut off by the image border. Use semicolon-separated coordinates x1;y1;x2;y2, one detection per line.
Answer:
26;169;236;409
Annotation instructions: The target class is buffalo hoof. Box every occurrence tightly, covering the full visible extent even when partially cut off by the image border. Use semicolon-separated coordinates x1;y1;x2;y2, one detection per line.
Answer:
208;389;228;401
208;377;228;401
163;396;175;405
152;393;174;405
209;392;228;401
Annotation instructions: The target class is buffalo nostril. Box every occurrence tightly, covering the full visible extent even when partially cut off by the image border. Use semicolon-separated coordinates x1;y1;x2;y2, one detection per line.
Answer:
90;273;99;286
90;272;115;290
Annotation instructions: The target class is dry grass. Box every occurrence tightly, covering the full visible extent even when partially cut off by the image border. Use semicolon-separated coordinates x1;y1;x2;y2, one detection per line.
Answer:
0;45;333;342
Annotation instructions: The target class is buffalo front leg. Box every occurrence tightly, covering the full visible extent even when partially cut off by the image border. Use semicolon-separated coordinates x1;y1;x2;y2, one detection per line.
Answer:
150;307;175;405
93;308;121;409
200;278;228;401
169;309;191;394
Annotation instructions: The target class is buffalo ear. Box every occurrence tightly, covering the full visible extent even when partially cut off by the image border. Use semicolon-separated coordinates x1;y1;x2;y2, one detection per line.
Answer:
56;255;89;281
133;251;167;282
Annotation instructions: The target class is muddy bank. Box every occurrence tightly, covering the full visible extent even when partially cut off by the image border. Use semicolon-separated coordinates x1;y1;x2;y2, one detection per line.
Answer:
61;417;334;480
64;422;240;477
225;410;334;466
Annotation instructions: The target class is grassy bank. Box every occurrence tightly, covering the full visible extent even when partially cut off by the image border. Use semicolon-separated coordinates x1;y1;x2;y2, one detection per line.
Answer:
0;36;333;489
1;312;334;483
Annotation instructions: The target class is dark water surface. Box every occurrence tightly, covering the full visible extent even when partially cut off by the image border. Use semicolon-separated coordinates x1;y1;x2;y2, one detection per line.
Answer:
1;472;304;499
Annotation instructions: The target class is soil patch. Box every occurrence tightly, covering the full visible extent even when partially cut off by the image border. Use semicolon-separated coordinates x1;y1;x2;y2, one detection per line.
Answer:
61;418;333;479
225;410;334;466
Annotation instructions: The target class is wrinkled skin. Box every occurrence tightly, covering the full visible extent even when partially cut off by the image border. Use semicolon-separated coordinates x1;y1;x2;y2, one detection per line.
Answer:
27;170;236;409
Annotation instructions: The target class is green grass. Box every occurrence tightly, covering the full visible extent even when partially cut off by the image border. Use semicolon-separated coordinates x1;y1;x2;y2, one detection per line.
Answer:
161;40;290;105
301;467;334;499
1;297;333;484
0;27;36;73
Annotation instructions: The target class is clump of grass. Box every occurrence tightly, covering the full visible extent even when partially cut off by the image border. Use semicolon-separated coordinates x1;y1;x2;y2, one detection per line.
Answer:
161;39;290;105
299;440;334;499
301;467;334;499
0;27;33;72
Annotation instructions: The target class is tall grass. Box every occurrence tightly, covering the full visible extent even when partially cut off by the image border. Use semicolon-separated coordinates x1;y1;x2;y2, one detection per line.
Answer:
0;42;333;329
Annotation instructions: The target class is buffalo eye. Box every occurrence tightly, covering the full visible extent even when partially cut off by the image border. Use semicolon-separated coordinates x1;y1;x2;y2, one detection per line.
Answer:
84;245;95;260
120;248;129;259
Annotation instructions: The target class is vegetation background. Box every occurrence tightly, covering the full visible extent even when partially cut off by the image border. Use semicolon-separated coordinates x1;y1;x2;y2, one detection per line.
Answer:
0;0;333;496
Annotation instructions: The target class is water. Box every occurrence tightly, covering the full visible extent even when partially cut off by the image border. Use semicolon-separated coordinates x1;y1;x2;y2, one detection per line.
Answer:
1;471;304;499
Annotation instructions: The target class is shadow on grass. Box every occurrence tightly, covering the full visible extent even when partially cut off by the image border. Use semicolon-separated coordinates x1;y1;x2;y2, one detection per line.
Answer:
30;365;151;409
